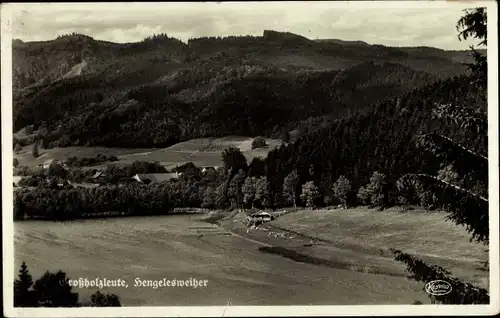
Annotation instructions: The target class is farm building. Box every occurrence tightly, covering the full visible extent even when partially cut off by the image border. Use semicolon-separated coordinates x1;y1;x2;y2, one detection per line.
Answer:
132;172;181;184
246;211;275;226
90;171;107;182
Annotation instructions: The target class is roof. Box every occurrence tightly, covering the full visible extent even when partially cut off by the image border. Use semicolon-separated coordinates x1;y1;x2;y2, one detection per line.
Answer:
91;171;106;179
134;173;179;183
248;211;273;218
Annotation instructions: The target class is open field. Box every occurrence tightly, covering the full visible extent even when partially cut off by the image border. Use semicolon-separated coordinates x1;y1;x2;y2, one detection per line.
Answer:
13;136;283;170
240;207;489;290
15;214;428;306
13;206;489;306
13;146;159;168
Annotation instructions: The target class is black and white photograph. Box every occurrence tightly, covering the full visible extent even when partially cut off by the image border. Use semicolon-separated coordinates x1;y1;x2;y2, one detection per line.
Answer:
1;1;498;316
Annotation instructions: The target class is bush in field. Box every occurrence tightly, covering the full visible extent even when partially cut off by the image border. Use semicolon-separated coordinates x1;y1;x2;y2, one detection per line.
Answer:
357;185;370;205
46;162;67;179
89;291;121;307
32;142;39;158
332;175;351;208
414;181;438;210
300;181;320;208
14;143;22;154
357;171;387;207
396;174;421;206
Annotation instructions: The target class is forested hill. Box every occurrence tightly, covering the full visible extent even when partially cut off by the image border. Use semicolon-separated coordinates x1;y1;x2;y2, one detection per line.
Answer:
12;30;477;149
263;73;487;206
13;31;474;92
14;60;437;148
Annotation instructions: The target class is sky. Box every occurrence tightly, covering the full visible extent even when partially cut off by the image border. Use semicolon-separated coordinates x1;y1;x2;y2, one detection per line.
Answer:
6;1;490;50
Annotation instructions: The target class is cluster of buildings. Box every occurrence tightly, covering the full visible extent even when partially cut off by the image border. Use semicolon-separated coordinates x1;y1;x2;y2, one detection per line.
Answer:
90;166;220;184
14;159;221;188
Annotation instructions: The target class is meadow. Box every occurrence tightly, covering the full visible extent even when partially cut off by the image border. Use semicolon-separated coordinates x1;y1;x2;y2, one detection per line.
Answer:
13;135;284;170
263;207;489;290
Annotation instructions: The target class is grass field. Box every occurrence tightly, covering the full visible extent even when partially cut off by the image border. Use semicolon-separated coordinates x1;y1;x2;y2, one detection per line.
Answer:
226;206;489;291
13;136;283;170
15;214;429;305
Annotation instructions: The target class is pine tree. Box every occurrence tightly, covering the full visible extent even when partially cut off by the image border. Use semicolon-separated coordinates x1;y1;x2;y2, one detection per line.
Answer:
14;262;37;307
283;169;299;207
255;176;271;208
222;147;248;177
227;169;246;211
391;8;490;305
457;7;487;89
242;176;257;208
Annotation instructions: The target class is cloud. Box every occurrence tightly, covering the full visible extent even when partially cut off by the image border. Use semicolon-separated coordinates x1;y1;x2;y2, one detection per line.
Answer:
7;1;487;50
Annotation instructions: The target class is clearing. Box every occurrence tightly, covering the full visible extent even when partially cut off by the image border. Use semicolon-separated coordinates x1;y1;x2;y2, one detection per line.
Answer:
14;136;283;170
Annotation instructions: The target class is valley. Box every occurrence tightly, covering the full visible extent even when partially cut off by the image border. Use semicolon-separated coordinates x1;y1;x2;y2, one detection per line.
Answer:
9;5;492;310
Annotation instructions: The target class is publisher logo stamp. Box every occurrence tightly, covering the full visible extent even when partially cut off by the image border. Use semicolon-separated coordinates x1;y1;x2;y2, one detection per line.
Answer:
425;280;452;296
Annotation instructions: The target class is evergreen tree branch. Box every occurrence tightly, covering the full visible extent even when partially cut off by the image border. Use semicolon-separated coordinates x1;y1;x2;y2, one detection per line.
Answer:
390;249;489;304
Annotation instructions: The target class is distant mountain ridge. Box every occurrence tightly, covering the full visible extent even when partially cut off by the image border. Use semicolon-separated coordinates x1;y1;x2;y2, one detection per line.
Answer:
13;30;477;91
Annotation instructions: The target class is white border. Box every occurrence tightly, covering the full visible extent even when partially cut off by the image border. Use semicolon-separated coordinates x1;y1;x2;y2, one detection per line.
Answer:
2;1;499;317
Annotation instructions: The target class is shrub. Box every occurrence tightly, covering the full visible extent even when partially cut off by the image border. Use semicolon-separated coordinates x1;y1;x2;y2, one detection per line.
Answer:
32;143;39;158
14;143;22;153
300;181;320;208
332;175;351;208
357;171;387;207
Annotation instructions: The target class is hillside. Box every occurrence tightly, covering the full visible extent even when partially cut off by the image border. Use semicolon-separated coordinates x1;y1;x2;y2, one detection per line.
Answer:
12;30;476;150
262;73;487;208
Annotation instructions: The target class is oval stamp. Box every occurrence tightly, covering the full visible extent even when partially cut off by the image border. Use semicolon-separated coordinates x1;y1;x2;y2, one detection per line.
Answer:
425;280;452;296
